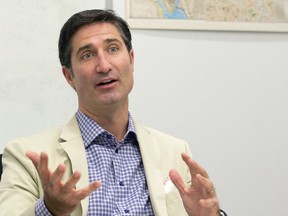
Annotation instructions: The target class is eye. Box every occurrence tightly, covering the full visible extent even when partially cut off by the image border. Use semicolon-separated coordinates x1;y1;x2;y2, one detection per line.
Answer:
81;52;94;60
108;46;119;53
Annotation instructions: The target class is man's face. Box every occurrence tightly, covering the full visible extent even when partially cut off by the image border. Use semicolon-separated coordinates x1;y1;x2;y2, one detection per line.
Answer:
63;22;134;114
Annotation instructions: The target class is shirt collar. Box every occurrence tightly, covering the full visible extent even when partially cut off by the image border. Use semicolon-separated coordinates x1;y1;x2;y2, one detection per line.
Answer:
76;109;136;148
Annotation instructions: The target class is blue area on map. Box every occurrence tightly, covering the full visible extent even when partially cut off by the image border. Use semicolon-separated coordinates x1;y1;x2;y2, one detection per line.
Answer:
158;0;187;19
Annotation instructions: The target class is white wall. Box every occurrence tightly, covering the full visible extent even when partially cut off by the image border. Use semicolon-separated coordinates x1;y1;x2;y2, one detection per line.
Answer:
1;1;288;215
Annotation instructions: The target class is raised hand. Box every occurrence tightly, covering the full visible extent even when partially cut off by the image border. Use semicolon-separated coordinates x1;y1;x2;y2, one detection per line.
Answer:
169;153;220;216
26;151;101;216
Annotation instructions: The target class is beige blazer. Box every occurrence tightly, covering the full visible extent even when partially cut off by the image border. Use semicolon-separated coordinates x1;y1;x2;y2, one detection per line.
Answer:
0;116;191;216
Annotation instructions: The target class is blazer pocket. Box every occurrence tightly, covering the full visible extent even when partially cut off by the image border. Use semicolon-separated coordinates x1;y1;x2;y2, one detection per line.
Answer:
165;191;187;216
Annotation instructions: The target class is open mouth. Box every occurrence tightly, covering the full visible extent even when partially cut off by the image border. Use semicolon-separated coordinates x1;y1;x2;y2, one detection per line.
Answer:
97;79;116;86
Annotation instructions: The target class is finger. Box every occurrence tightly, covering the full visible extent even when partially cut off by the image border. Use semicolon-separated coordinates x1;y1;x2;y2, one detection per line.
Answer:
199;197;219;209
26;151;50;183
39;152;49;169
62;171;82;193
38;152;51;185
181;153;209;178
49;163;66;189
74;181;101;200
196;174;216;197
26;151;40;167
169;169;186;195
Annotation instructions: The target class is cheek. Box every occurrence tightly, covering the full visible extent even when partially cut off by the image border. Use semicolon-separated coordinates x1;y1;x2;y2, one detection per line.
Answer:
126;70;134;93
124;64;134;83
72;72;93;92
73;64;94;79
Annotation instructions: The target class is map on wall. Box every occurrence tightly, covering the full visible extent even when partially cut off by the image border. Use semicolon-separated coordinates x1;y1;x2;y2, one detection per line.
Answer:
126;0;288;32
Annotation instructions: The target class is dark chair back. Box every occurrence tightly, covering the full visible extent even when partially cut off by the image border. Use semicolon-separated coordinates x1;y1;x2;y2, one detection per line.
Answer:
0;154;2;180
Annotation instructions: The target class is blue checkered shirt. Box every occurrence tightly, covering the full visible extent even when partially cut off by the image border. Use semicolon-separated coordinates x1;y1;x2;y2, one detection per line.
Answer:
35;110;154;215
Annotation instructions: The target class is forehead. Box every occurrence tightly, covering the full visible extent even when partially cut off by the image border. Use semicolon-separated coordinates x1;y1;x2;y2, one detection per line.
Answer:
71;22;123;48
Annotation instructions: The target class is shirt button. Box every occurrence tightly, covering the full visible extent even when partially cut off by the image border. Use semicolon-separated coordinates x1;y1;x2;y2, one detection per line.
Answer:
115;148;119;153
119;181;124;186
124;209;130;213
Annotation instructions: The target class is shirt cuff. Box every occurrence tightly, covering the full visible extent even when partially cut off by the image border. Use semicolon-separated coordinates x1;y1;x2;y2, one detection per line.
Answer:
35;197;53;216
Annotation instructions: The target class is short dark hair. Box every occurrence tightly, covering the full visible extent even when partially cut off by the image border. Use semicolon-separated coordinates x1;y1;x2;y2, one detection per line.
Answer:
58;9;132;69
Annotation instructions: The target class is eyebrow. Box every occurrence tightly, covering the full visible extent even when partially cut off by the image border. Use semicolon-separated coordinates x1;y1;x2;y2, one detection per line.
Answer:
75;38;122;56
76;44;93;56
105;38;121;44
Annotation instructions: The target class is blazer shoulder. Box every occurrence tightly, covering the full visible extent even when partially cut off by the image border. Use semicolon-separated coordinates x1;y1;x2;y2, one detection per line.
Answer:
7;127;62;147
134;123;190;153
135;123;186;142
5;115;80;153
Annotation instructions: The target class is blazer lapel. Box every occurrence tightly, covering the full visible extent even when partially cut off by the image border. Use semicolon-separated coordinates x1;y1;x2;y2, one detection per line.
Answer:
135;123;168;216
57;118;169;215
59;116;89;216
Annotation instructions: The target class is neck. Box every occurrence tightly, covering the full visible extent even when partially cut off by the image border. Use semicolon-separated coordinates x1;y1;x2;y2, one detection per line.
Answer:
80;104;129;142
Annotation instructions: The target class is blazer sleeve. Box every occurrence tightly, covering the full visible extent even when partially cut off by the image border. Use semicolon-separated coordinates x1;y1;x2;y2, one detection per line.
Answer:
0;140;41;216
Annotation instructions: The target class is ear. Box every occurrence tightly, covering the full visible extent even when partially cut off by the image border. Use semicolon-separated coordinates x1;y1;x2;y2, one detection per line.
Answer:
62;66;75;89
129;49;134;65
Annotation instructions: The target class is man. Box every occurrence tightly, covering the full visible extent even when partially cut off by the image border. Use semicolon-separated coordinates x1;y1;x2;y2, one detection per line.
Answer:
0;9;227;216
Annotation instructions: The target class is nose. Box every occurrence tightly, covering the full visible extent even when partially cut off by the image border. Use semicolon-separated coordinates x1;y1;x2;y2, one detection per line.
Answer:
95;51;112;73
